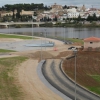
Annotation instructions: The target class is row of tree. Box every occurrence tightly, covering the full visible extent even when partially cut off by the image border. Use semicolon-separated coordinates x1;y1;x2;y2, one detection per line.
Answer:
0;3;52;22
0;3;76;11
0;3;51;11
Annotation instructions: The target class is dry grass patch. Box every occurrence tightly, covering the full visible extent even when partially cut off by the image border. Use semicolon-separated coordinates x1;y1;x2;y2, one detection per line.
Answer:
23;51;54;59
0;56;28;100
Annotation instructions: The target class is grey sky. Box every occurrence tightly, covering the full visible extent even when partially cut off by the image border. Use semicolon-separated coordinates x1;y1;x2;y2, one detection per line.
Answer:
0;0;100;8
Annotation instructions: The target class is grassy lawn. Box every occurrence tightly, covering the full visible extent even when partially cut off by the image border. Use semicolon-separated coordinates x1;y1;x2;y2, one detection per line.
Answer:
51;36;83;44
87;75;100;95
87;87;100;95
0;56;28;100
66;38;84;44
90;75;100;82
0;49;16;53
0;34;34;39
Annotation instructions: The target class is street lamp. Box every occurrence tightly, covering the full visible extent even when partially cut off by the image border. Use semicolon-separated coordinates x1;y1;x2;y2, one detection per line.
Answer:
7;22;10;34
8;23;10;34
72;48;77;100
40;33;43;60
32;12;34;39
63;26;65;42
44;29;47;50
67;47;77;100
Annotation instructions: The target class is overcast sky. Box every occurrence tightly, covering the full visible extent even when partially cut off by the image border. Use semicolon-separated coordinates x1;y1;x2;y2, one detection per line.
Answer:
0;0;100;8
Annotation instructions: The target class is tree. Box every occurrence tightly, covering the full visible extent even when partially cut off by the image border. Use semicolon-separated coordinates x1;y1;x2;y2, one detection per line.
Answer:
34;11;37;16
44;5;48;10
97;16;100;21
63;5;67;9
93;13;97;21
53;16;58;22
77;15;81;21
87;14;92;21
43;16;47;22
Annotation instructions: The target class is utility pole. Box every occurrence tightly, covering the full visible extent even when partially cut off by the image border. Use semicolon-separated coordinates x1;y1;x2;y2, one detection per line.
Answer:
73;48;77;100
40;33;42;60
32;12;34;39
44;29;47;50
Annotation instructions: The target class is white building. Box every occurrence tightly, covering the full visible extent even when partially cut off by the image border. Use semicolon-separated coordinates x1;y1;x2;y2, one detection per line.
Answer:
67;12;79;18
79;12;89;19
67;8;77;13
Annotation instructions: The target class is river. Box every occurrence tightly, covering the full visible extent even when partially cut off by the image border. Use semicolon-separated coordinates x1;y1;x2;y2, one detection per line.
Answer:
0;27;100;39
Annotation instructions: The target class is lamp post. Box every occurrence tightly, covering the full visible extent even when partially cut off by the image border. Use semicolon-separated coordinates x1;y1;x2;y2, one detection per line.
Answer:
32;12;34;39
67;47;77;100
63;26;65;42
32;22;33;39
72;48;77;100
44;29;47;50
8;23;10;34
40;33;42;60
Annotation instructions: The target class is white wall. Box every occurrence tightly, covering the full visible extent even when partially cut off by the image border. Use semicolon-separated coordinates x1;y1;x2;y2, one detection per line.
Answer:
67;12;79;18
84;41;100;48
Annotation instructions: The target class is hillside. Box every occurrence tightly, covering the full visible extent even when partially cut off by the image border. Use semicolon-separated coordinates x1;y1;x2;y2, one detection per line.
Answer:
63;51;100;95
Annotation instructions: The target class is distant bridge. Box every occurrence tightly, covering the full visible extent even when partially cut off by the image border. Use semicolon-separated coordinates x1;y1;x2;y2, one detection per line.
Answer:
0;22;45;28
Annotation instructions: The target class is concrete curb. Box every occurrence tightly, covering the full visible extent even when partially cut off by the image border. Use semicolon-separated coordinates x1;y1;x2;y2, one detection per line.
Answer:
37;60;69;100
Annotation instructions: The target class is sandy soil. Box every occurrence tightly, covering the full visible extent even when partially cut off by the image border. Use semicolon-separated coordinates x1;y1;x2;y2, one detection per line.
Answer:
18;59;63;100
0;37;74;100
15;38;70;100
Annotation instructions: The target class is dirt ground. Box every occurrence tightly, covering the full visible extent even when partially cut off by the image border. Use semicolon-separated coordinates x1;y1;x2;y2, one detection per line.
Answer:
0;38;73;100
62;51;100;95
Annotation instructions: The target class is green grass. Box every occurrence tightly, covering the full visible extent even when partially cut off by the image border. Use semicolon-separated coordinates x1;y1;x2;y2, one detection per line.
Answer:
87;75;100;95
90;75;100;82
0;56;28;100
66;38;84;44
0;34;34;39
87;87;100;95
0;49;16;53
48;36;83;44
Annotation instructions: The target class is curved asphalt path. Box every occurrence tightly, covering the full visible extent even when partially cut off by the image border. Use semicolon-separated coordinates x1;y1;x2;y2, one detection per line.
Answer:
37;60;70;100
42;59;100;100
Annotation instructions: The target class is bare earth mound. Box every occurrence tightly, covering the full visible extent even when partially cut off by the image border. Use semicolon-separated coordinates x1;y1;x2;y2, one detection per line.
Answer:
23;51;54;59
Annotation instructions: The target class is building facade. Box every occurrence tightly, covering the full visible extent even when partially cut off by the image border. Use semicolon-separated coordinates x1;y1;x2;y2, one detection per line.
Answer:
84;37;100;49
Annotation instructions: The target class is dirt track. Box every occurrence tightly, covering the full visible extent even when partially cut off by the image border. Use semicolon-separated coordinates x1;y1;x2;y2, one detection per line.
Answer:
18;59;63;100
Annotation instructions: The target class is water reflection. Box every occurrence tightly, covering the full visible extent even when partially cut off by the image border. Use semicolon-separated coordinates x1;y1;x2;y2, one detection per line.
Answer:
0;27;100;39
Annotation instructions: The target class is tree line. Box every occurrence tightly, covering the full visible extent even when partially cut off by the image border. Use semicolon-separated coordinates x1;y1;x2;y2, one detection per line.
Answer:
0;3;52;22
0;3;51;11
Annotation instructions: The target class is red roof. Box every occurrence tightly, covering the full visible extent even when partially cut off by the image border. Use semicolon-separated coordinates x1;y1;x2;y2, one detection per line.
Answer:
84;37;100;42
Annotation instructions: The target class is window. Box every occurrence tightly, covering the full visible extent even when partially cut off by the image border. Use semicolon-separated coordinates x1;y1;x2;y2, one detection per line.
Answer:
90;42;93;44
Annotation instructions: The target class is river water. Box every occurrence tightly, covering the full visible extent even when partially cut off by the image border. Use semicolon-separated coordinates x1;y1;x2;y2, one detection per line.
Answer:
0;27;100;39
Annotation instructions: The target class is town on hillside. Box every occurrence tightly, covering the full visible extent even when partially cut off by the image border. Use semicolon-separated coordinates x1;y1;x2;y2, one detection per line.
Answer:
0;3;100;24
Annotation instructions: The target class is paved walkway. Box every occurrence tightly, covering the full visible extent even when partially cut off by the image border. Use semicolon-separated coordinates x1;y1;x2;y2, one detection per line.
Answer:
42;59;100;100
